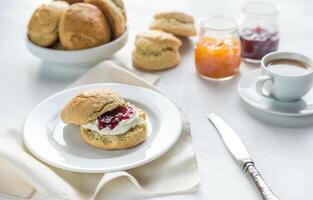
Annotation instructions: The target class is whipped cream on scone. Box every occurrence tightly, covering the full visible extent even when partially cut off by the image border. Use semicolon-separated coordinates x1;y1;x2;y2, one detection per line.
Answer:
82;104;140;136
61;88;147;150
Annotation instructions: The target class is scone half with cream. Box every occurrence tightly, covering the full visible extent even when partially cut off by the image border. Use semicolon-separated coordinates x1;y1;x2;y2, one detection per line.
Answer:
61;89;147;150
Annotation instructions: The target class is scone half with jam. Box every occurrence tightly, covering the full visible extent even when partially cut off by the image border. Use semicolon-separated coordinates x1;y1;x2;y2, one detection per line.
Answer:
61;88;147;150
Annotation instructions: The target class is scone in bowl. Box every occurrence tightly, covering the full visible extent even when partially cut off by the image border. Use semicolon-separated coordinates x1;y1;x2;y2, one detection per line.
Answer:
26;28;128;67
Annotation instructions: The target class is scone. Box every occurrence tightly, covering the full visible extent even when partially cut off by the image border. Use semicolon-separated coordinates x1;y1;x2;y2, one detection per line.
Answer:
61;89;147;150
28;1;69;47
85;0;126;39
150;11;197;37
59;3;111;50
132;30;182;71
55;0;84;4
51;42;66;50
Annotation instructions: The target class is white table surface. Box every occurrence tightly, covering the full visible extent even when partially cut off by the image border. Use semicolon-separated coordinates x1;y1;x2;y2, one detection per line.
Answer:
1;0;313;199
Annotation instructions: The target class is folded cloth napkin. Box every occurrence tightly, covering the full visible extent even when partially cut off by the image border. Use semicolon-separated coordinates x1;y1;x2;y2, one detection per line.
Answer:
0;61;200;200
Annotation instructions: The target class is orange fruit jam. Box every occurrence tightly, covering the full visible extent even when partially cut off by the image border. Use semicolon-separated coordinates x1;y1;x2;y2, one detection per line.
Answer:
195;36;241;79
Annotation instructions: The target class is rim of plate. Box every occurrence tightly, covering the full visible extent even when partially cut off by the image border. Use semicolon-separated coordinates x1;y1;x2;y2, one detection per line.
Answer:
23;83;182;173
237;69;313;117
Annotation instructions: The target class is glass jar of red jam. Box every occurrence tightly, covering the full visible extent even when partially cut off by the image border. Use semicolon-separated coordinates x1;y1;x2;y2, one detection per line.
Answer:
239;1;279;63
195;16;241;80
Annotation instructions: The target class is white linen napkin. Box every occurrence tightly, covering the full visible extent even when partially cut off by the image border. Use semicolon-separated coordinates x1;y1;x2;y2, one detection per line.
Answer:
0;61;200;200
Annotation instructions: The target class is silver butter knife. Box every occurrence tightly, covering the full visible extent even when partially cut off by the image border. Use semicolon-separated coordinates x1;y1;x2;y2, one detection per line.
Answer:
207;113;280;200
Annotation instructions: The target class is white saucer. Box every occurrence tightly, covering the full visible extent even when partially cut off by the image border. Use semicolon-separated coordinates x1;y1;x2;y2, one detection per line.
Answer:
23;83;182;173
238;69;313;117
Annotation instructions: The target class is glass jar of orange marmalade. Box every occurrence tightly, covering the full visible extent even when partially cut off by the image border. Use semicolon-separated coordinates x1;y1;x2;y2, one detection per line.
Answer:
195;16;241;80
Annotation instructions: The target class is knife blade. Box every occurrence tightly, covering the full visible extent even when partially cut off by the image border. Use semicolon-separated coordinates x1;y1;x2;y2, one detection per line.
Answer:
207;113;280;200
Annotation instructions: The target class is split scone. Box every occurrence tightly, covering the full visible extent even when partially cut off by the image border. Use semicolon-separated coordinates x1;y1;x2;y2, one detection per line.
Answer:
85;0;127;39
61;89;147;150
28;1;69;47
132;30;182;71
150;11;197;37
59;3;111;50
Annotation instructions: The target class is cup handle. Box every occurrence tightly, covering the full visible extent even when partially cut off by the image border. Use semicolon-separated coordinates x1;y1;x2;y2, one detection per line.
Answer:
255;75;273;98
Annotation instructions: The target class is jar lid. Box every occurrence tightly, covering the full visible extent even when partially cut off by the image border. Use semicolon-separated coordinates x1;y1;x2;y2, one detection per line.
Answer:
243;1;279;16
200;16;238;32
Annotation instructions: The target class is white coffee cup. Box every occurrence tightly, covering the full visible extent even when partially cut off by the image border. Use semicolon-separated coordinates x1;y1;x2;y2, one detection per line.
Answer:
256;52;313;102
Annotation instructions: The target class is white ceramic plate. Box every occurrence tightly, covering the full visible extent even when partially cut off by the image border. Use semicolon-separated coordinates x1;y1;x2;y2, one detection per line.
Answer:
23;83;182;173
238;69;313;116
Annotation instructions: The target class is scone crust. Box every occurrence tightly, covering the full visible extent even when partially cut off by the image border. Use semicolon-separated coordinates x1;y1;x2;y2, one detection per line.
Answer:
132;49;180;71
80;108;147;150
132;30;181;71
85;0;126;39
150;11;196;37
59;3;111;50
154;11;194;23
61;89;125;125
55;0;84;4
135;30;182;47
28;1;69;47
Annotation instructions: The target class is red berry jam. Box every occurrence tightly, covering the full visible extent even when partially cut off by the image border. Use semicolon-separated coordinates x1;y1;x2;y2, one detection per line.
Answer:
240;27;279;60
97;106;135;130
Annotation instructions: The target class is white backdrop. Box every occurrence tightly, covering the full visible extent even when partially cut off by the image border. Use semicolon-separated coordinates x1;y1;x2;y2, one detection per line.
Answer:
1;0;313;199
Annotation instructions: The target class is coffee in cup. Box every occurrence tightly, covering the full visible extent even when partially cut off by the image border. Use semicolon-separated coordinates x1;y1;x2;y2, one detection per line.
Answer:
256;52;313;102
267;59;312;76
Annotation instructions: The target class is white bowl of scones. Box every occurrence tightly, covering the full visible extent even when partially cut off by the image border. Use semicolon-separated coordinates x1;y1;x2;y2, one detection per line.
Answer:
26;0;127;67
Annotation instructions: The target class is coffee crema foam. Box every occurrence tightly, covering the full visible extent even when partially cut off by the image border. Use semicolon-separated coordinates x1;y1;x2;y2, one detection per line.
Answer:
266;59;312;76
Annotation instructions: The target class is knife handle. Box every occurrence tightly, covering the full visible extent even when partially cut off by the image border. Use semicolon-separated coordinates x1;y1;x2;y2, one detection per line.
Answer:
244;162;280;200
